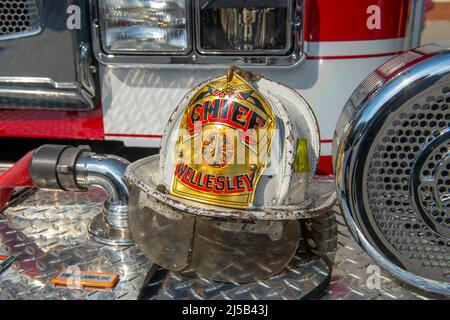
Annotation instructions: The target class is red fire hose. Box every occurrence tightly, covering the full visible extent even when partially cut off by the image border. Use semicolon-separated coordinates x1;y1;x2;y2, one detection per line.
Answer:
0;150;35;211
0;145;95;212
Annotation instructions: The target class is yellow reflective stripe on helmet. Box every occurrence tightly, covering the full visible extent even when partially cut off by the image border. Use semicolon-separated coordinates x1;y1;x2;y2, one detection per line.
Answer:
294;139;311;173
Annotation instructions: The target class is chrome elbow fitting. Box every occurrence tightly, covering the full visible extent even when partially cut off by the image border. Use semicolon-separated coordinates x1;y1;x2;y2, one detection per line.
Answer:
75;152;133;246
30;145;134;246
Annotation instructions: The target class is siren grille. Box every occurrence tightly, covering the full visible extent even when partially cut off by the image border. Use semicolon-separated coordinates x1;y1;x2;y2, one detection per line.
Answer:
363;84;449;281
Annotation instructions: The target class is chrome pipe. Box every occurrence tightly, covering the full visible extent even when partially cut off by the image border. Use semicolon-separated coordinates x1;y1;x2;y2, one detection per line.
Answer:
75;152;134;246
75;152;130;205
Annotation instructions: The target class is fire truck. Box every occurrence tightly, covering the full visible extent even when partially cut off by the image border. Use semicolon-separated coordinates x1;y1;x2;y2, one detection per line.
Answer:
0;0;448;300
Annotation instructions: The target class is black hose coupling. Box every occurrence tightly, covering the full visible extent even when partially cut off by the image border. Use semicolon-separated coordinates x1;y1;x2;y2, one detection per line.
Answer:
29;144;91;191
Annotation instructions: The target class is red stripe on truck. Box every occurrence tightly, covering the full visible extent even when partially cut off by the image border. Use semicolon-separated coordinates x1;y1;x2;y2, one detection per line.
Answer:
105;133;163;139
0;106;104;140
304;0;410;42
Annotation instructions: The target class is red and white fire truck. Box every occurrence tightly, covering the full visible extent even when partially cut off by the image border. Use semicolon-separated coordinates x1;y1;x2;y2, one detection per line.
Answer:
0;0;448;300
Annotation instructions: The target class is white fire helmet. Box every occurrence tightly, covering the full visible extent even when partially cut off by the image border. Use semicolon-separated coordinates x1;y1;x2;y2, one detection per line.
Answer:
126;67;336;282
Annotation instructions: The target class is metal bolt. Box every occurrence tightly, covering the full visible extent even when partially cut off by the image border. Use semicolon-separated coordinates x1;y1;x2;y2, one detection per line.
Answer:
156;184;167;194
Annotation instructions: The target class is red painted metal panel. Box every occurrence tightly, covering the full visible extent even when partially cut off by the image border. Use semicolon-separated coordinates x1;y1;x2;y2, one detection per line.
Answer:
304;0;410;42
0;107;104;140
317;155;333;176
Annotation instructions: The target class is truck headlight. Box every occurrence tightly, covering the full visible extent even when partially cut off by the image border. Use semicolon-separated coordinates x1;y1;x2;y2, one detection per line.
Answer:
99;0;190;53
196;0;293;55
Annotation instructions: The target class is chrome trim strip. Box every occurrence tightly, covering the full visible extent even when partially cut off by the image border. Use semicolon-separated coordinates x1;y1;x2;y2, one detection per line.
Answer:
0;24;41;41
0;1;97;111
409;0;425;49
0;43;96;110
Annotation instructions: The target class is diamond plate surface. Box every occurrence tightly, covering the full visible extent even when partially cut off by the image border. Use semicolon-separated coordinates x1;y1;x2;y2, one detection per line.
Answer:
0;189;151;300
322;205;445;300
100;67;231;148
143;252;330;300
140;205;445;300
0;190;446;300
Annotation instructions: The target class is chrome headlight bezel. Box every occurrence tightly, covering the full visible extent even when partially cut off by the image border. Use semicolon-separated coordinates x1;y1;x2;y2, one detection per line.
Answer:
97;0;192;55
194;0;295;56
91;0;303;66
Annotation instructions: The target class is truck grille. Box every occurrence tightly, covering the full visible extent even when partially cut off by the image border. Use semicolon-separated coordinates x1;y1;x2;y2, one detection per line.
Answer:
0;0;40;39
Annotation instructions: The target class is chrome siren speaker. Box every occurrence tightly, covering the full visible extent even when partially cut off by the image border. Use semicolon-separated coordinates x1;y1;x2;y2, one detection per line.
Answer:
126;67;337;285
334;42;450;296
